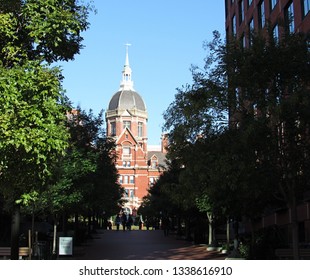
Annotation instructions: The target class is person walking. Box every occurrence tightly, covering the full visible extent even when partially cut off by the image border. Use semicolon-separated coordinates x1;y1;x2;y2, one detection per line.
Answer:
121;212;127;231
126;214;133;231
161;216;170;236
115;214;122;231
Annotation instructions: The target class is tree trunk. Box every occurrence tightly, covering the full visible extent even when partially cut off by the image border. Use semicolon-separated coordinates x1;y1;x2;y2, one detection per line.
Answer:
87;212;92;236
177;216;182;236
10;204;21;260
226;217;230;247
62;212;68;236
290;196;299;260
207;212;214;245
185;217;191;240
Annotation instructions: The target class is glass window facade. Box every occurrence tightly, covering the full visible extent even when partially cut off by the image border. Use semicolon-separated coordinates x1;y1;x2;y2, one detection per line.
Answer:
239;0;244;24
273;24;279;42
232;14;237;35
258;1;265;29
270;0;277;11
285;1;295;33
303;0;310;17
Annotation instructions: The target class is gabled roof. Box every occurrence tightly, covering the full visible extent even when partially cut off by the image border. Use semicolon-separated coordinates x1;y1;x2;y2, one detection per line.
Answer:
116;127;138;146
147;150;167;168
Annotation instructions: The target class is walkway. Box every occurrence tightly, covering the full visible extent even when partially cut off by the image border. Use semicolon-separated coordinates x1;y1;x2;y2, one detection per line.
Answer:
68;229;226;260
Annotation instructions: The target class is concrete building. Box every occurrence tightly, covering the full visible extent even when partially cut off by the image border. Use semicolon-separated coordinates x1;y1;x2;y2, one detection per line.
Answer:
105;46;166;215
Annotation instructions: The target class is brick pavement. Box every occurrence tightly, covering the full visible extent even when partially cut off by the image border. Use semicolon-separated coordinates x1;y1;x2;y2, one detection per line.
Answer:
67;229;226;260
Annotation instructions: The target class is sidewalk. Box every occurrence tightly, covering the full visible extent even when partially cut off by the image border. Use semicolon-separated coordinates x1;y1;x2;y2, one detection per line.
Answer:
65;229;226;260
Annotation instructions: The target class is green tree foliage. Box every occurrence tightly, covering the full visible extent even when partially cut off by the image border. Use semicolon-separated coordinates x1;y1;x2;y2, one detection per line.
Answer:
39;108;122;227
156;29;310;257
0;0;92;258
0;0;91;66
225;31;310;258
0;62;69;208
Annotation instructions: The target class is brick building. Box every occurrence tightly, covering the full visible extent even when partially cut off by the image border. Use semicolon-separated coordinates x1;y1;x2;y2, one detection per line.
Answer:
224;0;310;243
105;46;167;215
225;0;309;46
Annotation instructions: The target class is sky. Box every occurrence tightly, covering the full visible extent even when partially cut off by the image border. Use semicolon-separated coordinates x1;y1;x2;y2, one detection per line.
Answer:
59;1;226;145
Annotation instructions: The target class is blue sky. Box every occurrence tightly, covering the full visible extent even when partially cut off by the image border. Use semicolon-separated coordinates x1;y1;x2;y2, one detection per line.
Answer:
59;1;225;145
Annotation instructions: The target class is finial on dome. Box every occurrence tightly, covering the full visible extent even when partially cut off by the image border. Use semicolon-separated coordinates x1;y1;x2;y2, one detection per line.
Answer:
120;43;134;90
125;43;131;66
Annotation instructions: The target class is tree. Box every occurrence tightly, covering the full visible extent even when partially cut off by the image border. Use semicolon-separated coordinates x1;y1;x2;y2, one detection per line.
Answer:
161;29;310;258
0;0;91;66
0;61;69;259
45;108;122;235
0;0;92;259
224;30;310;259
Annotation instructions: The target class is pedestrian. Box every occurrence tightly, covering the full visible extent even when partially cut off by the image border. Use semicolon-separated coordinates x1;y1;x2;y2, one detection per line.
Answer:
126;214;133;230
162;216;170;236
121;212;127;231
138;215;144;230
107;219;112;230
115;214;122;231
145;217;150;230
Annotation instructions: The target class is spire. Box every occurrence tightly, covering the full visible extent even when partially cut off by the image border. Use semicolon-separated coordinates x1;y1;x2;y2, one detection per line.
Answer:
125;43;130;66
120;43;134;90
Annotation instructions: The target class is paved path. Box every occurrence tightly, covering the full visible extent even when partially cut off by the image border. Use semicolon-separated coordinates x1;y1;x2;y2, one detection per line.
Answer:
69;229;226;260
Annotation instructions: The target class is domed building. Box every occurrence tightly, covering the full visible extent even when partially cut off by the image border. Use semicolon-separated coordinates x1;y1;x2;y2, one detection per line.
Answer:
106;46;167;215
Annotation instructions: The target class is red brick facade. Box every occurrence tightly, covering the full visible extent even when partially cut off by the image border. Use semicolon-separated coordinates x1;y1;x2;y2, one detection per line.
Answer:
106;48;166;215
225;0;310;47
225;0;310;242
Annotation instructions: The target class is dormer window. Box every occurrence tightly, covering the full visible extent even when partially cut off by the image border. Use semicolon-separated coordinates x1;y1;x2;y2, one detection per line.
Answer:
151;157;158;169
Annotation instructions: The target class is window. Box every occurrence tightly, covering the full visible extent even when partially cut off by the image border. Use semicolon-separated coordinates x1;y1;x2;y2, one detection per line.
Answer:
273;24;279;43
248;0;253;6
151;159;158;169
129;176;134;184
240;34;246;48
124;176;128;184
270;0;277;11
258;1;265;29
149;177;155;186
285;1;294;33
129;190;134;198
232;14;237;36
249;17;254;45
123;161;130;167
119;176;123;184
110;122;116;136
249;17;254;30
138;122;143;137
124;189;128;197
123;146;131;155
303;0;310;17
239;0;244;24
123;121;131;130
